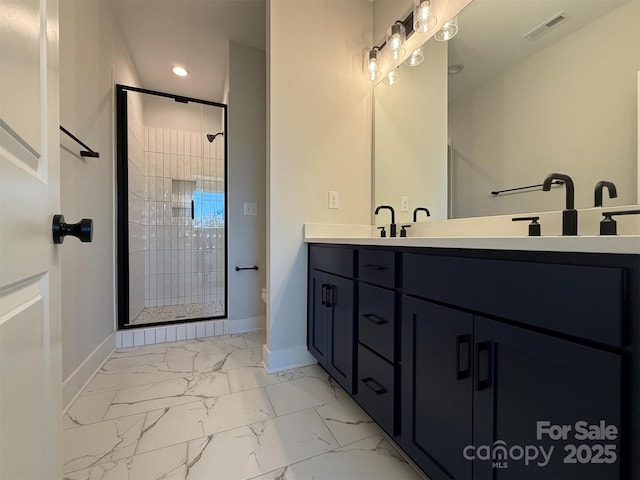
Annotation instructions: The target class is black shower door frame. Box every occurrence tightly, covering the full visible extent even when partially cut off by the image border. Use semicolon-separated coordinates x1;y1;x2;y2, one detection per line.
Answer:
115;84;228;330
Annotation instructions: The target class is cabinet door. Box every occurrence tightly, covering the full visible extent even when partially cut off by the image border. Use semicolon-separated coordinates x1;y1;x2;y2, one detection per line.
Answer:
326;274;355;393
474;317;622;480
308;270;328;366
402;297;474;479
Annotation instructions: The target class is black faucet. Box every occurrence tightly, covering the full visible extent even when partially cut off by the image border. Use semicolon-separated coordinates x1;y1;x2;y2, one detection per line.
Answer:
594;181;617;207
413;207;431;222
375;205;396;237
542;173;577;236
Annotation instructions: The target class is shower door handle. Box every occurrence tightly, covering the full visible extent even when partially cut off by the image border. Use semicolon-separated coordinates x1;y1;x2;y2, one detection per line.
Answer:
52;214;93;244
191;200;194;220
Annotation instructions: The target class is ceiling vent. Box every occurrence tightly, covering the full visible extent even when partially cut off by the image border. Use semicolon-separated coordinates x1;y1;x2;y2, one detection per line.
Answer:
524;11;570;41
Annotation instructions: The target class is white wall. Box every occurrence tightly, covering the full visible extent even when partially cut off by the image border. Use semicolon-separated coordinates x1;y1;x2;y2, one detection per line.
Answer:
266;0;373;371
227;41;267;332
375;39;448;224
59;0;141;408
450;1;640;218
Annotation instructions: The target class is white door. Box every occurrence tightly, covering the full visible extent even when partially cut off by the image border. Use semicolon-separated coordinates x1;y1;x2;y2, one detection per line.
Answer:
0;0;62;478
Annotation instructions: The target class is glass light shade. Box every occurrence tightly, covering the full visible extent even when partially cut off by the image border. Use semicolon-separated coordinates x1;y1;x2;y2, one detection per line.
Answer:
435;16;458;41
366;48;381;81
404;47;424;67
383;68;400;86
386;22;406;61
413;0;437;33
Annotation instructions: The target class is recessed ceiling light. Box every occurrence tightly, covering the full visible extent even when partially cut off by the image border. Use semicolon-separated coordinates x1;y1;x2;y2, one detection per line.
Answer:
172;66;189;77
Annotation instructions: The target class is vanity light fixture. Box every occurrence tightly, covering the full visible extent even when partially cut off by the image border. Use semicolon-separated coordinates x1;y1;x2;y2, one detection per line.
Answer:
383;68;400;86
172;65;189;77
366;47;382;81
435;15;458;41
404;47;424;67
386;21;406;61
413;0;438;33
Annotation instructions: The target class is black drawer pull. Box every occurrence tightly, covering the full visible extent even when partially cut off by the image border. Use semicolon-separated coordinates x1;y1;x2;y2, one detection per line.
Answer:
361;264;386;271
321;284;329;306
362;313;388;325
475;341;493;391
361;377;387;395
456;334;472;380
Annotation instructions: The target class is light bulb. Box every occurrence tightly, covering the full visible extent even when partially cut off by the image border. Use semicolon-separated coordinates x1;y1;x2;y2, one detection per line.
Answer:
435;16;459;41
383;68;400;86
413;0;437;33
386;22;406;60
366;48;381;81
405;47;424;67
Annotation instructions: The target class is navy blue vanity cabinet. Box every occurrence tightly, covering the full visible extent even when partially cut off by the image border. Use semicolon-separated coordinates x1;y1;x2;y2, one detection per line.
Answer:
308;245;356;394
401;298;474;480
401;252;627;480
354;249;400;437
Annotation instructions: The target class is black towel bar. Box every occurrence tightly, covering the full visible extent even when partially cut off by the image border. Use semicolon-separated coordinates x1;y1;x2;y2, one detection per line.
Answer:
60;125;100;158
235;265;259;271
491;180;563;196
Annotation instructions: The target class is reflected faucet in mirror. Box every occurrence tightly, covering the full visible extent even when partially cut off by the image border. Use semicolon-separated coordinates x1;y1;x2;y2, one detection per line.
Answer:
375;205;397;237
413;207;431;222
542;173;577;236
594;181;618;208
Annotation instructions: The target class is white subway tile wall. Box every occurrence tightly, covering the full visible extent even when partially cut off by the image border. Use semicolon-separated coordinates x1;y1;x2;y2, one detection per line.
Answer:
128;121;226;326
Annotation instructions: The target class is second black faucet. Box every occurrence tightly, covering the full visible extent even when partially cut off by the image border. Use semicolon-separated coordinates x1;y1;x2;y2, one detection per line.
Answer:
375;205;396;237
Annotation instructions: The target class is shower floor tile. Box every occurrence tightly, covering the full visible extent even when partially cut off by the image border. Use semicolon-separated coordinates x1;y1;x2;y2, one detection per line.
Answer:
131;300;224;325
63;331;425;479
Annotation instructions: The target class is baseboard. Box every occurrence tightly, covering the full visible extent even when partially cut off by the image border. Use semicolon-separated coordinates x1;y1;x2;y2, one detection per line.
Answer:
229;315;265;334
262;343;317;373
62;332;115;412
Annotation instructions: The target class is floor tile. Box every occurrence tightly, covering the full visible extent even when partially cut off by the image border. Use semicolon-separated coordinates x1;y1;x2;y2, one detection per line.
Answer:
185;408;338;479
101;352;167;372
227;364;317;393
63;442;187;480
137;388;275;454
63;391;117;429
265;367;347;416
315;396;381;446
193;345;263;374
251;435;424;480
63;414;145;474
103;372;230;420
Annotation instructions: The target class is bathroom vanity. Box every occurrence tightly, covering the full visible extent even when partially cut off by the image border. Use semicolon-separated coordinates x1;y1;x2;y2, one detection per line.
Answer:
306;235;640;479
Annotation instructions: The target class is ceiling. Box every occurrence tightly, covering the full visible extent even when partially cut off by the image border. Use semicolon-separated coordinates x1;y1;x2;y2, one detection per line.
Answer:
110;0;266;103
448;0;629;101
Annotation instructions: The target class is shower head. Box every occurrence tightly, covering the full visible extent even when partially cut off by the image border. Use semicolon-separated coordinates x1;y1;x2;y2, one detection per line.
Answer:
206;132;224;143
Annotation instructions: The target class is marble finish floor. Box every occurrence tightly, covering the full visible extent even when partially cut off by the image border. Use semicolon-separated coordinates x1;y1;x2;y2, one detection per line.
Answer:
63;331;424;480
131;301;225;325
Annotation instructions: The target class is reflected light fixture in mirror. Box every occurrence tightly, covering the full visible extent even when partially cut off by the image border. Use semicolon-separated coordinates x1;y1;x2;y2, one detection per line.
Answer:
413;0;437;33
386;21;406;60
366;47;382;81
435;15;459;41
405;47;425;67
383;68;400;86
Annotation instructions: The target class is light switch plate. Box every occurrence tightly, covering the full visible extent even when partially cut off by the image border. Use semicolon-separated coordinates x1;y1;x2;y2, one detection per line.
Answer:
328;191;340;209
401;196;409;212
244;202;257;216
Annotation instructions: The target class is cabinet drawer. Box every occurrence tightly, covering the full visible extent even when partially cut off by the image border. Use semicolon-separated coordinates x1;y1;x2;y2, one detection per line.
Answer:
359;284;395;362
404;254;625;347
359;249;395;288
309;245;354;278
356;344;395;435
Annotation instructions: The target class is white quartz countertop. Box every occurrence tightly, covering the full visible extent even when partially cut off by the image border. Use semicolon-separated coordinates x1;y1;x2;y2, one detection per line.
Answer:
304;224;640;254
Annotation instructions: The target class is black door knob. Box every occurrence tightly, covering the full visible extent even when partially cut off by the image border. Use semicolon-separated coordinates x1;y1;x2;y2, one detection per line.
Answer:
52;214;93;244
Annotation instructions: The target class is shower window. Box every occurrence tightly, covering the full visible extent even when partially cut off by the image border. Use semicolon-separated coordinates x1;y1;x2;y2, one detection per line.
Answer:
116;84;227;328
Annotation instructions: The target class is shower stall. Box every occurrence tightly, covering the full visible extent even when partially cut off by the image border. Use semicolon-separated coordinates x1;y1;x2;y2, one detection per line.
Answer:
116;85;227;328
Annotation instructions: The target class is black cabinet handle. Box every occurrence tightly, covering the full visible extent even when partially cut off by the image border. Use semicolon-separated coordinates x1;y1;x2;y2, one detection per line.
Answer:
456;334;472;380
325;285;335;307
191;200;194;220
475;341;493;391
361;264;386;271
52;214;93;244
362;313;388;325
321;284;328;306
361;377;387;395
